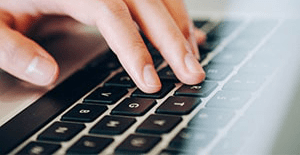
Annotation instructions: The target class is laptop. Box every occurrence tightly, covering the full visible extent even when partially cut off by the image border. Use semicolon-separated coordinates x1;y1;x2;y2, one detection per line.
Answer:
1;0;300;154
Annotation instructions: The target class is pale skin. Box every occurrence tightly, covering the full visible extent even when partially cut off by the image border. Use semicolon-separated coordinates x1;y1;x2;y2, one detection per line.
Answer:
0;0;206;93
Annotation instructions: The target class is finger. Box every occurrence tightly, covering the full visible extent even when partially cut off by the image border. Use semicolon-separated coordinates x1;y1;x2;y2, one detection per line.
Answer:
161;0;200;59
4;0;162;93
39;0;162;93
0;21;59;86
125;0;205;85
194;27;207;45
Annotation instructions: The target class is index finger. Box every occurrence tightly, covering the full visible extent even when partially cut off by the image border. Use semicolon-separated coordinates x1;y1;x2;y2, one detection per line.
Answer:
162;0;206;59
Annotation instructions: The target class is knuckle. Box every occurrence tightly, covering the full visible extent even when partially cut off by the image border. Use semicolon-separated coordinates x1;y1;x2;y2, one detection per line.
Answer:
0;32;21;66
97;0;129;19
5;42;21;64
180;23;192;39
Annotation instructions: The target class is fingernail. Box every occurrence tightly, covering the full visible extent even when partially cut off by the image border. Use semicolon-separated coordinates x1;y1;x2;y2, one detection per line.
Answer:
25;56;57;85
143;64;161;88
185;53;204;74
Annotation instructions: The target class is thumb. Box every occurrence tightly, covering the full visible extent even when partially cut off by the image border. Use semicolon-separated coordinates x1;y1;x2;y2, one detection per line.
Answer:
0;23;59;86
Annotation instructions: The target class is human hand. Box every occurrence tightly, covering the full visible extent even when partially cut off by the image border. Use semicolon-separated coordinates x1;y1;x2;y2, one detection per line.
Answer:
0;0;206;93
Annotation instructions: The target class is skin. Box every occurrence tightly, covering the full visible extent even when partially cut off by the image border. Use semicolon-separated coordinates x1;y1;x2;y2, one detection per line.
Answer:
0;0;206;93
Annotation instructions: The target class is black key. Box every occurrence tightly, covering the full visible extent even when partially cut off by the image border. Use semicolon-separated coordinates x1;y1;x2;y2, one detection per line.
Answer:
175;81;218;97
17;142;61;155
37;122;85;142
152;56;164;68
132;82;175;99
194;20;208;28
206;20;241;44
84;86;128;104
206;91;251;109
90;116;136;135
61;104;107;122
156;96;201;115
169;128;216;151
115;134;161;154
189;108;234;130
198;42;219;55
223;75;265;91
159;149;188;155
158;66;179;82
136;114;182;134
203;64;233;81
214;20;241;37
67;136;113;154
111;98;156;116
105;72;135;88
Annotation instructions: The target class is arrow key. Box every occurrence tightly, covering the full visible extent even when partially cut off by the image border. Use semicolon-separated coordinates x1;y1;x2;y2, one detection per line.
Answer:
84;87;128;104
136;114;182;134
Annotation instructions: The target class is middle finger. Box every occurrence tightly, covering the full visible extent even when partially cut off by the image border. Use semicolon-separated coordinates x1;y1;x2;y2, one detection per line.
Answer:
124;0;205;85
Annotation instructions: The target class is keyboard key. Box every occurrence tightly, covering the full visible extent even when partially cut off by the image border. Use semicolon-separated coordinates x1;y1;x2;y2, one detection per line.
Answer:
223;75;265;91
90;116;136;135
239;20;278;39
67;136;113;154
158;66;179;82
61;104;107;122
238;60;277;76
105;72;135;88
210;137;245;155
210;51;247;65
194;20;208;28
153;56;164;68
203;64;233;81
17;142;61;155
84;86;128;104
156;96;201;115
212;20;242;37
115;134;161;154
227;117;256;138
199;42;219;55
189;108;234;130
38;122;85;142
224;35;260;53
159;149;189;155
206;20;241;45
174;81;218;97
136;114;182;134
206;91;251;109
169;128;216;151
111;98;156;116
132;82;175;99
224;20;278;52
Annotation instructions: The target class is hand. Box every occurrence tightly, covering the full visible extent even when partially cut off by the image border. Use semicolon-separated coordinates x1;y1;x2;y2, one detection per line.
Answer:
0;0;206;93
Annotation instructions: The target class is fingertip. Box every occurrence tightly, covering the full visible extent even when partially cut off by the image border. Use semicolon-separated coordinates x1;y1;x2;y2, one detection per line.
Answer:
173;53;206;85
25;56;59;86
141;64;162;93
140;84;162;94
194;28;207;45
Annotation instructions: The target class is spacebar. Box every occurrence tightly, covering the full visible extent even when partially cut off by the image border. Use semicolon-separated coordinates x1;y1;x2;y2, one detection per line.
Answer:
0;68;109;154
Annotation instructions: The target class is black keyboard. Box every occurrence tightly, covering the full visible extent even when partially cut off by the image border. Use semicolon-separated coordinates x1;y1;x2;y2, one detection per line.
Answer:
2;18;294;155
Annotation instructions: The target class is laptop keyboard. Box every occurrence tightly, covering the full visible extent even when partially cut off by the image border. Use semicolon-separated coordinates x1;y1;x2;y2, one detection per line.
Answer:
12;18;286;155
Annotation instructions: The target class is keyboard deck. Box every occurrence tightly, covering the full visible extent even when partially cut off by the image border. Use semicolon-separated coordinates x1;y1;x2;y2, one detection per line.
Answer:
8;18;293;155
